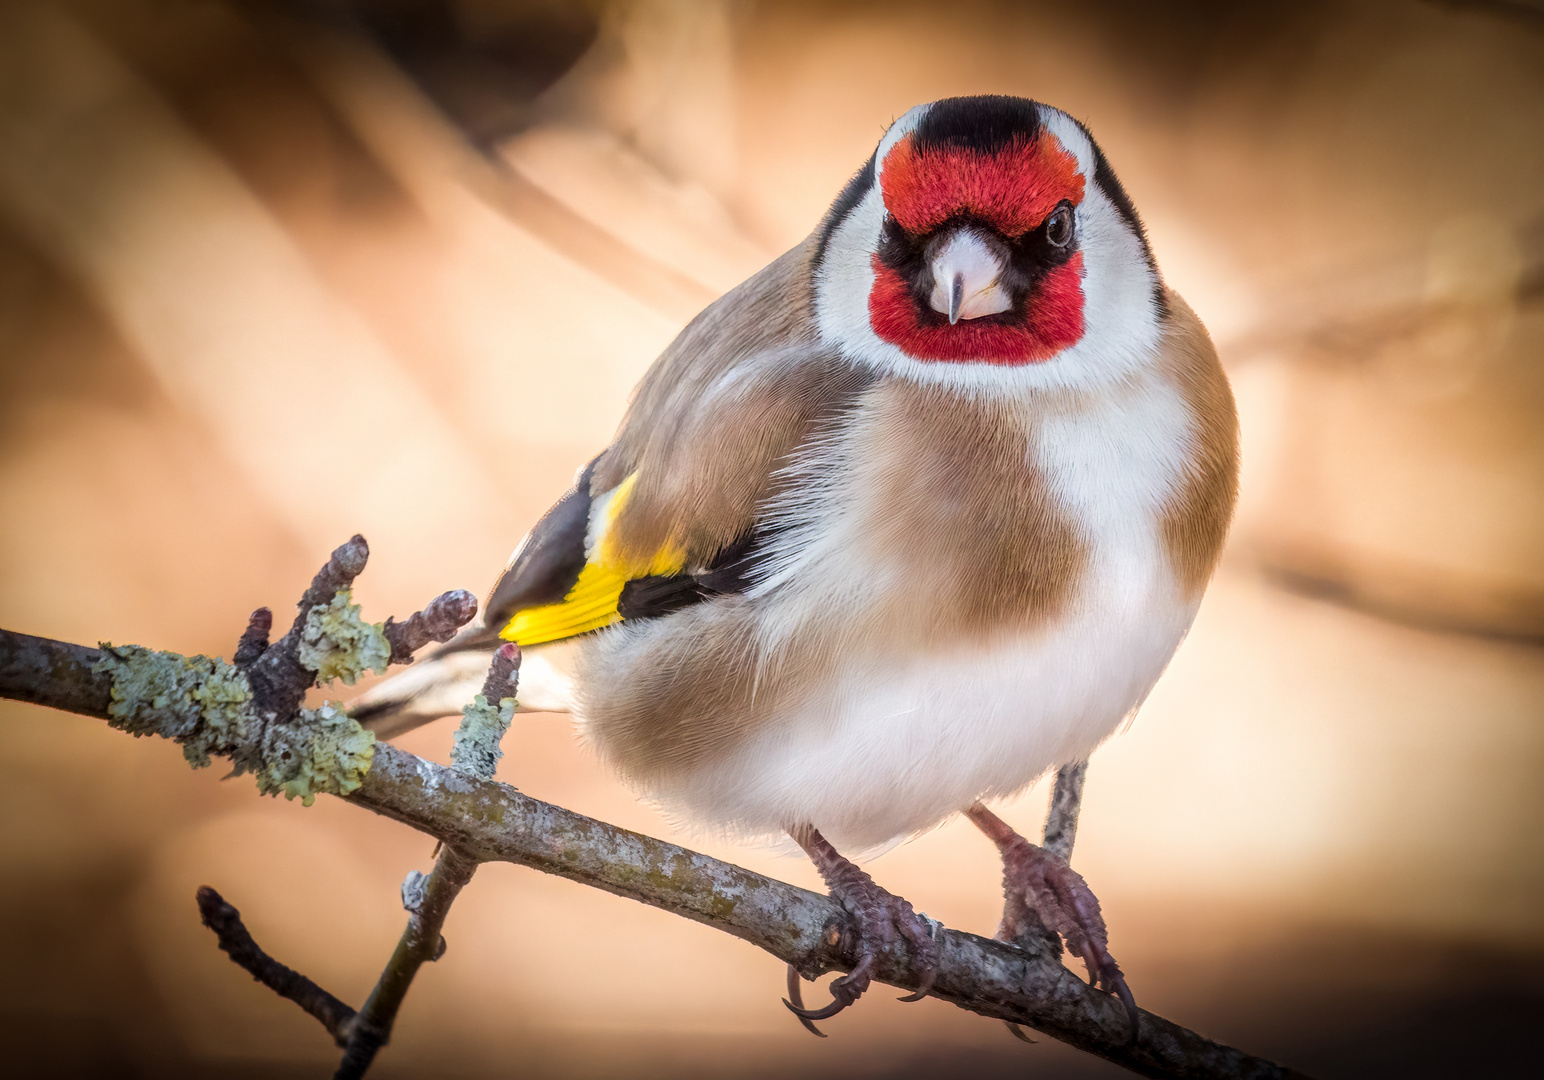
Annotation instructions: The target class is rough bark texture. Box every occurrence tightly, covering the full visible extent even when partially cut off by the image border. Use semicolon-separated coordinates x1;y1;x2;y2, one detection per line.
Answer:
0;629;112;720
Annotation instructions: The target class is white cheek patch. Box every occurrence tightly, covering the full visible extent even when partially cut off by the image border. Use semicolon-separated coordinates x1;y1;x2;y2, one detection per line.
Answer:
813;185;887;365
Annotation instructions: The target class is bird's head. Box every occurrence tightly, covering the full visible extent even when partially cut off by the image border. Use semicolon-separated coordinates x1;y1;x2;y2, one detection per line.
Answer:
812;96;1165;391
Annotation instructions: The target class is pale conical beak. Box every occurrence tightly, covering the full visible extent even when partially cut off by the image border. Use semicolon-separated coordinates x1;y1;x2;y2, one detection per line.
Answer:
928;228;1012;323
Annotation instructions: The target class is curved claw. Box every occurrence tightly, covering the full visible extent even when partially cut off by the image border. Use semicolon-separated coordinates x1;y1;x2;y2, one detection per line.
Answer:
782;954;874;1027
782;964;827;1038
788;828;936;1025
1073;944;1139;1044
892;902;938;1003
896;964;937;1003
1073;945;1100;988
1112;974;1140;1045
783;994;853;1023
981;824;1138;1047
1004;1021;1038;1044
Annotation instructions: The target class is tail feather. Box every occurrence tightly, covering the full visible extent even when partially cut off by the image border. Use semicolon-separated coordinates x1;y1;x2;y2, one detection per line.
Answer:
350;639;580;740
350;648;493;740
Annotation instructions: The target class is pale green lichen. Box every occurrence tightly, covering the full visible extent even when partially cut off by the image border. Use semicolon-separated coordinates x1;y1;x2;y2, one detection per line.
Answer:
298;588;390;686
451;694;515;780
257;703;376;806
93;644;253;768
94;643;374;802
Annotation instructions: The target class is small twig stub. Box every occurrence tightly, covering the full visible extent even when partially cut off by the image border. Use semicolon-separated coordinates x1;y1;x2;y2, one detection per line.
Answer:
196;885;357;1046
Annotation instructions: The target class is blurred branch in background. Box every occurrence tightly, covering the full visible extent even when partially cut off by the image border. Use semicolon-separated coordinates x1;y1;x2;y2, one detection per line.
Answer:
1224;216;1544;642
0;0;505;588
8;0;1540;643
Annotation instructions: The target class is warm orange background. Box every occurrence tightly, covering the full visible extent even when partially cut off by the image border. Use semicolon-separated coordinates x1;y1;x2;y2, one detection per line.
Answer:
2;1;1541;1077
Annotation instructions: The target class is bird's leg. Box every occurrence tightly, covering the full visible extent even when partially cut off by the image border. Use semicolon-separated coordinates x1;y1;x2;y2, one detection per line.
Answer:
1042;758;1087;863
782;825;937;1034
966;763;1138;1039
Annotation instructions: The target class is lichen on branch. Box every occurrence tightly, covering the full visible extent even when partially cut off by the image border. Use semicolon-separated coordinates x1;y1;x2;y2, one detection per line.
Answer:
450;694;514;779
92;641;375;803
299;589;391;686
259;703;376;806
94;643;252;768
450;643;519;781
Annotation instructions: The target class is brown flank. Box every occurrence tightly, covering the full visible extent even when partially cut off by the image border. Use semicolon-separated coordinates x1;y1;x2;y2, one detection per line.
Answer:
1157;292;1240;596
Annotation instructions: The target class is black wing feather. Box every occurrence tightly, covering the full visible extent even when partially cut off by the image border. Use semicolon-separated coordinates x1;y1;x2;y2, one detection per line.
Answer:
614;526;779;621
483;457;597;631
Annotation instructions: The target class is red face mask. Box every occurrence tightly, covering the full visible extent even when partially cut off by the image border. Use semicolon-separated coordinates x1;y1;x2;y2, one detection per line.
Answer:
869;133;1088;365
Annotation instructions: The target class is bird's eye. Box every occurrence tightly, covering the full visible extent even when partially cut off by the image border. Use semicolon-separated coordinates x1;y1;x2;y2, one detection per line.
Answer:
1045;205;1074;248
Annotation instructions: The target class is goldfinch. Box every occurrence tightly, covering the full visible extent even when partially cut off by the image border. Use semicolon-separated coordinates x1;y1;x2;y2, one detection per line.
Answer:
355;95;1238;1027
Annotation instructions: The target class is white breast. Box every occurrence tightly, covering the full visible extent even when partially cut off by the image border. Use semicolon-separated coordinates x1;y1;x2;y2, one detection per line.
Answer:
648;371;1202;855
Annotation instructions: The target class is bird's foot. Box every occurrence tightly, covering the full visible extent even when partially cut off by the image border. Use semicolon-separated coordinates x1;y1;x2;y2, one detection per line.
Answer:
782;826;937;1035
968;804;1138;1041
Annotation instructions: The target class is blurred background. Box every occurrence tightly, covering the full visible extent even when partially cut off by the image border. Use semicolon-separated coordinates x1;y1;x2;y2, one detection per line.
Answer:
1;0;1542;1076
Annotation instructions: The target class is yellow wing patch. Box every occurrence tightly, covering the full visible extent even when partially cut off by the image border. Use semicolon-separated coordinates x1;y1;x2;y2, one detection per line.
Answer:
499;473;686;647
502;562;631;645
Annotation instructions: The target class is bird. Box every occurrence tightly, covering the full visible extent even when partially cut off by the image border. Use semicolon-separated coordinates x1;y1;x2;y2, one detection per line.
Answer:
353;93;1238;1032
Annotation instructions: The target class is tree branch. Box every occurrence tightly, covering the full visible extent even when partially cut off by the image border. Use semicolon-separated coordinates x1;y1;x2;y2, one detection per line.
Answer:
0;629;1303;1079
0;628;111;720
332;642;515;1078
0;535;1311;1080
196;885;357;1046
335;845;478;1078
